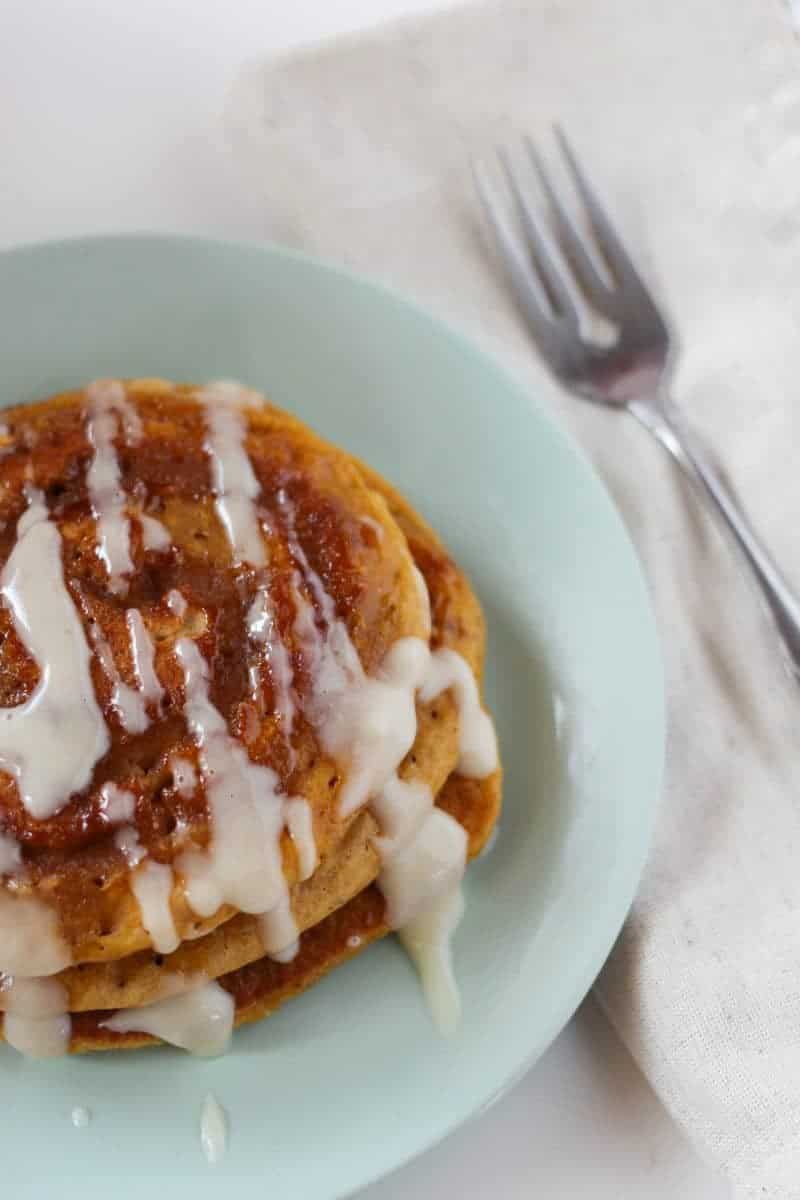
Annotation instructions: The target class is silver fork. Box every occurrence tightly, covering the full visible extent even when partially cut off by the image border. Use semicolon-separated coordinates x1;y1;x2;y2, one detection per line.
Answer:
474;129;800;681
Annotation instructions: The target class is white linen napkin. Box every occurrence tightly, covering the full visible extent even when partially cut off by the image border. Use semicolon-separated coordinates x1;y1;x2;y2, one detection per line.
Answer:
224;2;800;1194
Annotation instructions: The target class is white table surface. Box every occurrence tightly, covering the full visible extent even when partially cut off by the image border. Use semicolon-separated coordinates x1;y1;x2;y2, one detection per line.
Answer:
0;1;732;1195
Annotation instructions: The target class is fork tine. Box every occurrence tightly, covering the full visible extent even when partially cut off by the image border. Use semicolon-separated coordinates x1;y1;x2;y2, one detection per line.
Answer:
471;160;569;365
498;149;579;329
524;135;616;316
553;126;666;330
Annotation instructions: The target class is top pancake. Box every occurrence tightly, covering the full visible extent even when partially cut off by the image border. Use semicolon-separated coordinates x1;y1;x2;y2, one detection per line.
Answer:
7;444;494;1013
0;380;451;966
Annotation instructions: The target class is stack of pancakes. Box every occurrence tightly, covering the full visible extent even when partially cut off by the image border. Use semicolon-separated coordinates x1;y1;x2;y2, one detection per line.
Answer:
0;380;500;1053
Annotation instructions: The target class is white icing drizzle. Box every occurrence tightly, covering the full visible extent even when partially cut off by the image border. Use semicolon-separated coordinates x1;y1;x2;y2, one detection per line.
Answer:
278;517;497;1034
367;730;471;1033
114;825;146;868
280;494;431;816
291;577;325;677
285;797;317;881
246;584;271;638
259;891;299;962
71;1107;91;1129
279;494;362;694
106;386;143;443
420;649;499;777
378;808;467;930
171;757;197;798
322;638;430;818
130;861;179;954
371;776;432;859
0;488;110;819
200;1093;228;1166
125;609;163;710
2;975;67;1016
0;832;21;875
360;515;384;541
246;585;295;733
85;379;141;593
0;891;71;975
102;981;234;1056
3;1013;71;1058
200;384;266;567
140;514;171;552
280;497;340;629
88;621;148;735
2;977;71;1058
175;638;286;918
99;782;135;823
411;565;432;639
399;886;465;1035
166;589;188;618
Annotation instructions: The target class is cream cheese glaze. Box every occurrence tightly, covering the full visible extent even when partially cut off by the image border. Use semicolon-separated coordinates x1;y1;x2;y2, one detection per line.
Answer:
200;382;267;568
174;635;288;918
0;891;71;976
246;583;296;734
125;608;163;712
1;977;71;1058
139;514;171;552
0;488;109;820
85;379;142;593
399;887;465;1035
200;1093;228;1165
285;797;317;881
88;617;149;735
102;981;234;1056
98;782;136;823
130;861;180;955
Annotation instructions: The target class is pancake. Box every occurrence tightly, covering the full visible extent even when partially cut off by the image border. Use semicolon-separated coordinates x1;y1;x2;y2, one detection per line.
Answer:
65;767;501;1052
0;377;501;1059
0;380;451;965
4;444;495;1014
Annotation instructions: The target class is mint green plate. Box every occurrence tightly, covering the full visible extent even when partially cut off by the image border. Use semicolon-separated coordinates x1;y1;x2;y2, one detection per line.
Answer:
0;235;663;1197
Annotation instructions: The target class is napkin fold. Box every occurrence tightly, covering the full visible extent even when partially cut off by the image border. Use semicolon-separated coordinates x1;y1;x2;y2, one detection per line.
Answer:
224;2;800;1194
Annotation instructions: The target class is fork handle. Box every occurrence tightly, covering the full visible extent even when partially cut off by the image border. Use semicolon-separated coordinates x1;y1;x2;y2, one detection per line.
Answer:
629;397;800;681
